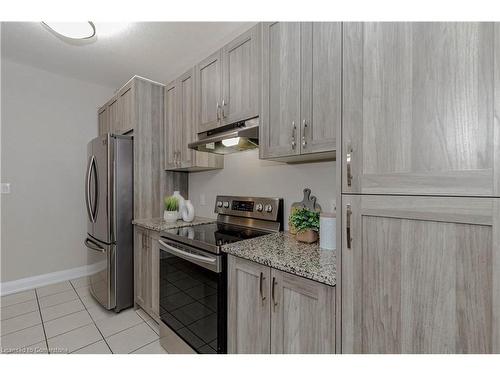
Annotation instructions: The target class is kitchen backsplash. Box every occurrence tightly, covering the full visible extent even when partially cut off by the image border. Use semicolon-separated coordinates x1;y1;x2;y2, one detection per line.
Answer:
188;149;336;229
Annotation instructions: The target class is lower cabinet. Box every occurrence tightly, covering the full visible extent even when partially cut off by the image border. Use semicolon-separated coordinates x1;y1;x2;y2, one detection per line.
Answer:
134;226;159;321
341;195;500;353
228;255;335;354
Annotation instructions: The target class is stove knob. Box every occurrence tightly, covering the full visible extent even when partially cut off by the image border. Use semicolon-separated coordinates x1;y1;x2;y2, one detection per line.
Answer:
264;204;273;213
223;201;230;208
217;201;223;208
256;203;263;212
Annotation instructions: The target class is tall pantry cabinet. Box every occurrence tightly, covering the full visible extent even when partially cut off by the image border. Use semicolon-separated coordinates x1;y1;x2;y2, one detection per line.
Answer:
340;23;500;353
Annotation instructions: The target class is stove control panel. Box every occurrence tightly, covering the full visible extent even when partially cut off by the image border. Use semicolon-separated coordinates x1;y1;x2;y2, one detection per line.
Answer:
215;195;283;222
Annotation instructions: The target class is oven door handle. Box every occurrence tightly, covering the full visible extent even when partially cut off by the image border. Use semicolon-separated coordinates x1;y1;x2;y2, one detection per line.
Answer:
158;240;217;264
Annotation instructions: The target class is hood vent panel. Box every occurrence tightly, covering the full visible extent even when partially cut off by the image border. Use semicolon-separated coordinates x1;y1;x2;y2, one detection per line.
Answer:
188;118;259;155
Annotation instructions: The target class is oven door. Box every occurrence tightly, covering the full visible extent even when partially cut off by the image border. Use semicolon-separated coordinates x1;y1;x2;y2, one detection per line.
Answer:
158;238;226;354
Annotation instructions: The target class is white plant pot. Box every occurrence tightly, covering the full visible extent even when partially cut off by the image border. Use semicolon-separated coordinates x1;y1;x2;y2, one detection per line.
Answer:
163;210;178;223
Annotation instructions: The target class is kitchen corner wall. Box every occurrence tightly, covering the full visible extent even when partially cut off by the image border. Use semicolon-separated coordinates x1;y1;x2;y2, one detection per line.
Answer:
1;59;114;283
188;149;336;228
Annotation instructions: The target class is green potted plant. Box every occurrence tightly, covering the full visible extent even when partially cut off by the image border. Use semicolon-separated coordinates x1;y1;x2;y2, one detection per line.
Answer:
163;195;179;223
289;207;320;243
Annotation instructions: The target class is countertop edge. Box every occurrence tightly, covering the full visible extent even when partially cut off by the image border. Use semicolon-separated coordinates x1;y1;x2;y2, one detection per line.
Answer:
221;232;336;287
132;216;215;232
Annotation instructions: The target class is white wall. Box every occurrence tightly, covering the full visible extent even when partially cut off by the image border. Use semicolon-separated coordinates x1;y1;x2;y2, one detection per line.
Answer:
188;150;336;228
1;59;113;282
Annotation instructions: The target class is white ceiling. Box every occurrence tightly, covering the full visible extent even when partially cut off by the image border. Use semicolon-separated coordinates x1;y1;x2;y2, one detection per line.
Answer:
1;22;256;88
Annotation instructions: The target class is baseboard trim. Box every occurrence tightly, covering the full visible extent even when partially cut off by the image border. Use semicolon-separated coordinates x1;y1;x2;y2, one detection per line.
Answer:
0;263;102;296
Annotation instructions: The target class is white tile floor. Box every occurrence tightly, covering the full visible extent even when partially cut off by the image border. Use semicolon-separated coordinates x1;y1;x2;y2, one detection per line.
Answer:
0;277;168;354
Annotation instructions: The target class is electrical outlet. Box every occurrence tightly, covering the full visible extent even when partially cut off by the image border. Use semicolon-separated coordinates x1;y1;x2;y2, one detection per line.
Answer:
1;183;11;194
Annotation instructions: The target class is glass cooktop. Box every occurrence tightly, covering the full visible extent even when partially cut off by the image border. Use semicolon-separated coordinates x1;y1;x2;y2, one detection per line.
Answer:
162;222;271;253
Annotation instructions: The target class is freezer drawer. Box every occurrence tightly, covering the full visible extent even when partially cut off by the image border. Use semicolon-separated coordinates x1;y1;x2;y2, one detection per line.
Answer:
85;237;115;310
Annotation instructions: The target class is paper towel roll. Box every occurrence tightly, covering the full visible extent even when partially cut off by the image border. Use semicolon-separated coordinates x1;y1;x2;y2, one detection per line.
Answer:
320;213;336;250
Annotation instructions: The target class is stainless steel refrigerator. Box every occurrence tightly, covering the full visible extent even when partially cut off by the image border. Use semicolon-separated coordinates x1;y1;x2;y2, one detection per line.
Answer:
84;134;133;312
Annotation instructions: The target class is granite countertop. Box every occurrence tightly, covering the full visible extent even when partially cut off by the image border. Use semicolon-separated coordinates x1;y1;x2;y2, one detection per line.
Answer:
221;232;336;287
132;216;215;232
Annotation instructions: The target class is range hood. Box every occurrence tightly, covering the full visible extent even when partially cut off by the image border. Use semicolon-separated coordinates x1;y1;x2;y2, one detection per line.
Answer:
188;118;259;155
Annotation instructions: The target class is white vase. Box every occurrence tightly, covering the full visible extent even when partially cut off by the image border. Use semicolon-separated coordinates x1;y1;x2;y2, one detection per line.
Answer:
172;191;185;219
182;200;195;223
163;210;178;223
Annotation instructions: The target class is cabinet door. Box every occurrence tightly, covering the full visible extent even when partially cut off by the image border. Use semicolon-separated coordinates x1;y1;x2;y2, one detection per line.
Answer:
260;22;301;159
150;232;160;320
221;25;260;125
341;194;500;353
118;84;134;133
134;228;152;311
196;50;222;133
107;97;119;134
98;106;109;136
343;22;500;196
179;69;195;167
228;255;271;354
300;22;341;154
270;269;335;354
164;81;179;170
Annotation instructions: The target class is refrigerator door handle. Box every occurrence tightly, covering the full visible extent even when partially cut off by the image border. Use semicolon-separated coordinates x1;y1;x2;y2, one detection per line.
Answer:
84;238;106;253
91;156;99;222
85;155;95;223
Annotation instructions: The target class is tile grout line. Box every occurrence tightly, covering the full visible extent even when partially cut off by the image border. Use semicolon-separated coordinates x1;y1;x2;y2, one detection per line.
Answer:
69;280;114;354
33;289;50;354
128;336;161;354
1;307;41;322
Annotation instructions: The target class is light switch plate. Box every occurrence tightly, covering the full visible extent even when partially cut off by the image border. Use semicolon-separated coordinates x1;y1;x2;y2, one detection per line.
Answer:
1;183;11;194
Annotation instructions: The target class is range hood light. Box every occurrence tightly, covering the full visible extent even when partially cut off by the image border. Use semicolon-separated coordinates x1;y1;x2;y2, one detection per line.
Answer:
188;118;260;155
221;137;240;147
42;22;96;40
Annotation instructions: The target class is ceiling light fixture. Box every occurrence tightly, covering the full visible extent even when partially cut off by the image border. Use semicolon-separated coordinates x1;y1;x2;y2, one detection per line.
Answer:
42;22;96;40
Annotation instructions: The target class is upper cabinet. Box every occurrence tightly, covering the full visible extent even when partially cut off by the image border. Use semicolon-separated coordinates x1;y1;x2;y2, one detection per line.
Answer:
97;76;153;136
164;69;223;172
221;25;261;125
196;50;223;132
117;82;134;133
342;22;500;197
196;25;261;134
260;22;341;161
97;105;109;136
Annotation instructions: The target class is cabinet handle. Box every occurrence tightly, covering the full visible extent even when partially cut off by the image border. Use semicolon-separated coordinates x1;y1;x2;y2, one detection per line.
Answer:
302;120;308;148
346;144;353;187
346;203;352;249
291;121;297;150
272;276;278;309
259;272;266;301
216;101;221;121
221;99;226;118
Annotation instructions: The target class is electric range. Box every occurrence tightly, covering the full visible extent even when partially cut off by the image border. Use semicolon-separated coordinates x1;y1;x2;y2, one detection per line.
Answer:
157;195;283;354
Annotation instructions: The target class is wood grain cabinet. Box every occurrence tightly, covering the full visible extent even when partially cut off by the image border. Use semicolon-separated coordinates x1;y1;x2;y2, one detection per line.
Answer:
196;25;261;133
341;194;500;353
228;255;270;354
342;22;500;197
97;76;157;137
97;105;109;136
260;22;340;161
164;69;223;171
134;226;159;321
228;255;335;354
117;82;134;134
